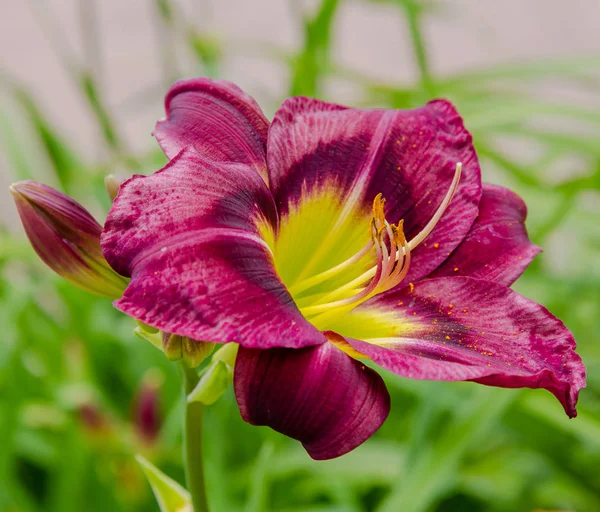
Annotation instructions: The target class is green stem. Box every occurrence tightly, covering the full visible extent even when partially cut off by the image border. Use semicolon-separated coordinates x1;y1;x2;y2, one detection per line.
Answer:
181;364;210;512
400;0;436;98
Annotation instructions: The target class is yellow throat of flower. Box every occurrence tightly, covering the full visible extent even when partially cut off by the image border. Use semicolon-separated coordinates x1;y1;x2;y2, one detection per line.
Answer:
265;162;462;331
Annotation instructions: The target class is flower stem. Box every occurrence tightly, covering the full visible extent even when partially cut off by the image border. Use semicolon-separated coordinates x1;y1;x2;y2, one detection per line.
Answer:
400;0;436;98
181;363;210;512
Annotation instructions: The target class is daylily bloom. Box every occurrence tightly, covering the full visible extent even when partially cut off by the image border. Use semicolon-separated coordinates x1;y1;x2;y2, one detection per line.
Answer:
13;78;585;460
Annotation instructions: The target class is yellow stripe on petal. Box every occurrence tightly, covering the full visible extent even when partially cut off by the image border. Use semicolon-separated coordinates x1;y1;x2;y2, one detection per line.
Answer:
323;305;420;342
325;331;370;359
271;185;374;299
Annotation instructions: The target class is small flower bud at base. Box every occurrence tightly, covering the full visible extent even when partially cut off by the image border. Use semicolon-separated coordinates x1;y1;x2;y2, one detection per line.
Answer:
161;332;214;367
104;174;122;201
162;332;184;361
187;360;232;405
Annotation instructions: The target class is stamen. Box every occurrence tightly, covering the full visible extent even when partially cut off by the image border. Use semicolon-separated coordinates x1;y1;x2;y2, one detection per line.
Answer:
381;221;397;279
295;162;462;322
407;162;462;251
310;161;463;295
379;226;411;291
372;193;386;227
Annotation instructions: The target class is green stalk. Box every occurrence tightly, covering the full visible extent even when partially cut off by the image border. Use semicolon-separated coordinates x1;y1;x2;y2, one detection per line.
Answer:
181;364;210;512
399;0;436;98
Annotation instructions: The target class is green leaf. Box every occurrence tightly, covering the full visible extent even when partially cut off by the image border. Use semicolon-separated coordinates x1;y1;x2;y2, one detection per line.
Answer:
377;388;516;512
14;86;84;191
245;441;275;512
289;0;341;97
136;455;192;512
439;55;600;91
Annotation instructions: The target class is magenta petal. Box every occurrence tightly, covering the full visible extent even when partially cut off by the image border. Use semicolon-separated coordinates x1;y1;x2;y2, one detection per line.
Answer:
154;77;270;181
343;277;585;417
234;343;390;460
267;97;482;282
102;148;324;349
428;184;541;285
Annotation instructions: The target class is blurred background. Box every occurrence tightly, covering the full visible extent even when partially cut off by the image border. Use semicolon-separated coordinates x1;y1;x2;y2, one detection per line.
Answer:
1;1;599;511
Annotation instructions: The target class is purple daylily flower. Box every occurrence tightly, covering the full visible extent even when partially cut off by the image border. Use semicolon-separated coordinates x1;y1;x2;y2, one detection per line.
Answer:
13;78;586;460
101;78;585;459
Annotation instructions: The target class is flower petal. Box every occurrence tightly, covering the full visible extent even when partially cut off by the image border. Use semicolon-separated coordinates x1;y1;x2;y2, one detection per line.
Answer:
428;184;541;285
101;148;324;349
267;97;482;282
327;277;585;417
10;180;127;298
234;342;390;460
154;78;270;181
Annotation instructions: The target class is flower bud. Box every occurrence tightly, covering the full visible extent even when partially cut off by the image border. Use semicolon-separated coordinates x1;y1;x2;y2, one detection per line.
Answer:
10;180;128;298
187;360;232;405
182;337;215;367
104;174;122;201
161;332;184;361
133;370;163;445
161;332;214;367
78;403;111;436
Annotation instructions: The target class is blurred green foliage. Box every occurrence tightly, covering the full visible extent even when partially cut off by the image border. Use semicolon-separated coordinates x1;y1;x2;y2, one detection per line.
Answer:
1;1;599;511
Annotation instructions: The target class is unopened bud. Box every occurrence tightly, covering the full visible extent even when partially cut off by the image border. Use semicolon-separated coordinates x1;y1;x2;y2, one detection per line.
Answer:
78;403;111;435
182;337;215;367
187;360;232;405
10;180;128;298
104;174;122;201
161;332;214;367
137;320;159;334
211;342;238;367
134;325;163;350
133;370;163;445
162;332;184;361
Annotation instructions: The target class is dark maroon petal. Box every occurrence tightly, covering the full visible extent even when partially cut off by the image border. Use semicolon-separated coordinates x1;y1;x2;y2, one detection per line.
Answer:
154;77;270;181
102;148;324;349
234;343;390;460
10;180;127;298
428;184;541;285
335;277;585;417
267;97;482;282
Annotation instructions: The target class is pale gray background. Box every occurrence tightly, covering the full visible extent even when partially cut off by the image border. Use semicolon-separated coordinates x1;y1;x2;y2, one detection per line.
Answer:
1;0;599;226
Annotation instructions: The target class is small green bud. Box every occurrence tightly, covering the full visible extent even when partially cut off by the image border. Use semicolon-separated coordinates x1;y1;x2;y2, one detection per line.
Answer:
182;337;215;367
104;174;122;201
136;320;159;334
211;342;238;367
160;332;214;367
162;332;184;361
134;326;163;350
187;360;232;405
